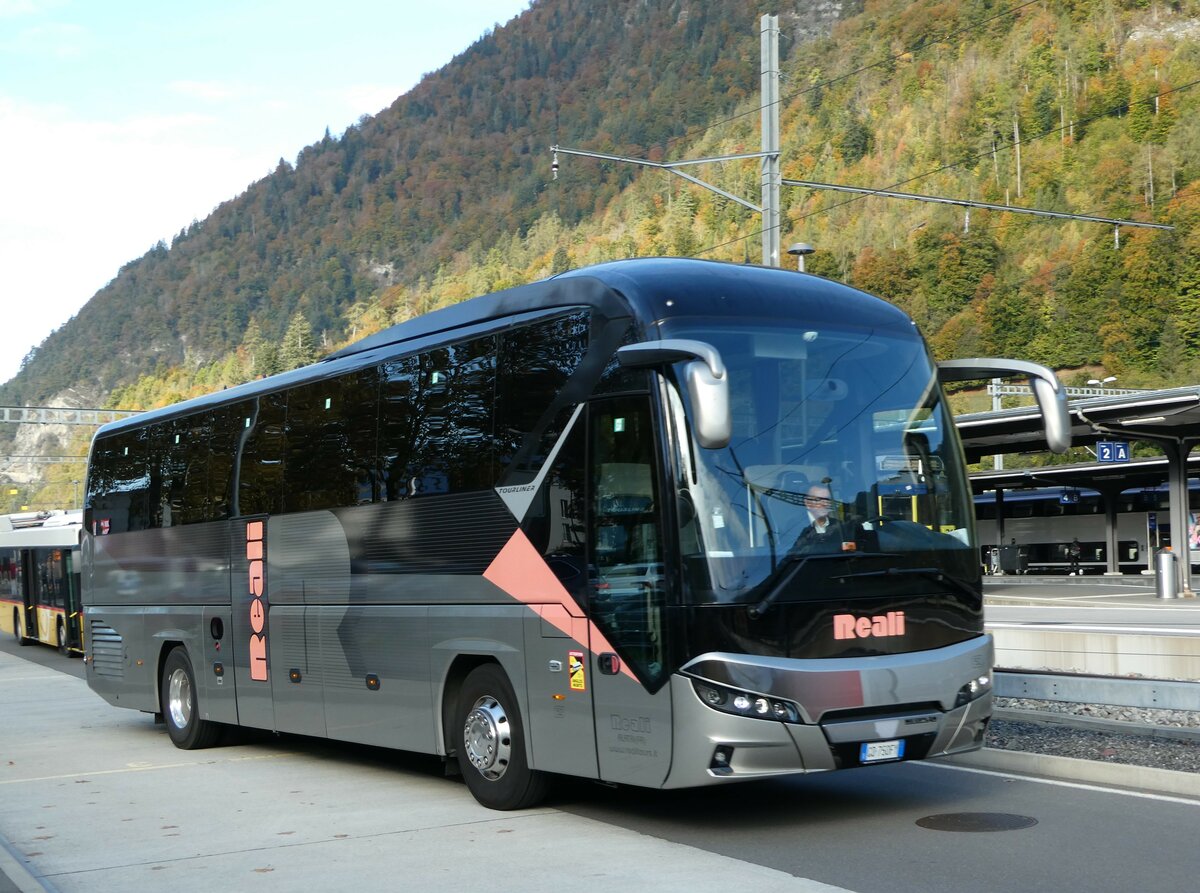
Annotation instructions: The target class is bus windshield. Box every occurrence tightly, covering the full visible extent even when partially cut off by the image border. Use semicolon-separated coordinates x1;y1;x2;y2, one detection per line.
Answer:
661;319;978;607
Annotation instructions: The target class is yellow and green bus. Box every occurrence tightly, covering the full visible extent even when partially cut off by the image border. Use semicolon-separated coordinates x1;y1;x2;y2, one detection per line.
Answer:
0;512;84;656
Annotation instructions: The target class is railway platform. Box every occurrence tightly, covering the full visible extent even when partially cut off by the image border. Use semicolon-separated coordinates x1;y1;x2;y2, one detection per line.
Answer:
984;575;1200;679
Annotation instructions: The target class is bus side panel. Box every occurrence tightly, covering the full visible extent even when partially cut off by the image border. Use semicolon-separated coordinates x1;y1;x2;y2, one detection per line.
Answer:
264;511;356;738
200;604;239;724
83;606;155;711
269;605;326;737
33;604;65;647
591;661;673;788
521;607;599;778
0;597;17;637
428;604;530;757
320;605;434;752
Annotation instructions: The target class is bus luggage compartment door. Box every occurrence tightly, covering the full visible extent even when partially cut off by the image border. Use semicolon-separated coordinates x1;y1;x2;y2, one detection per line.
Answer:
522;605;598;779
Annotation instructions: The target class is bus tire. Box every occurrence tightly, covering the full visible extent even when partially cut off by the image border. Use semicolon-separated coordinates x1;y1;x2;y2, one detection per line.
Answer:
13;610;29;646
57;620;68;656
456;664;549;810
160;647;221;750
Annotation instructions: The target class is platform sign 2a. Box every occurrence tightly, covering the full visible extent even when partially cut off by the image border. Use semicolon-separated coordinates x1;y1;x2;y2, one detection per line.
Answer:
1096;441;1130;463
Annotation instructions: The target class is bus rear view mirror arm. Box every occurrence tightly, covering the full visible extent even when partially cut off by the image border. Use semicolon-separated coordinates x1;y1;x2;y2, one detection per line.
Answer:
618;339;731;449
937;357;1072;454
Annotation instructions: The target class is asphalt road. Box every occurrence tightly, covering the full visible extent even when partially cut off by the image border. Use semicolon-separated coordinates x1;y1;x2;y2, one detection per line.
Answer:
2;640;1198;893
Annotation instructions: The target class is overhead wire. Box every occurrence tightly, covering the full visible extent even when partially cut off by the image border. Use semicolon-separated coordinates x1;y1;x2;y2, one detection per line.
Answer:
691;77;1200;258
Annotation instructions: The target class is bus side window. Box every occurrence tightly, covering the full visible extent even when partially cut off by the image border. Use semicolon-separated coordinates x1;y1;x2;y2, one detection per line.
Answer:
283;369;379;512
89;429;154;533
495;311;589;488
408;337;496;496
379;356;419;501
237;394;287;517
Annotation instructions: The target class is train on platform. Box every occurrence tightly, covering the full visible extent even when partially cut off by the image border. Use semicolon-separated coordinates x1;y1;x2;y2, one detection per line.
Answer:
974;484;1199;575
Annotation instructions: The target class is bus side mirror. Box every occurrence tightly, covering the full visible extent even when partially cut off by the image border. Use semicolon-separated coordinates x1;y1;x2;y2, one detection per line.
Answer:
937;357;1072;454
618;339;731;449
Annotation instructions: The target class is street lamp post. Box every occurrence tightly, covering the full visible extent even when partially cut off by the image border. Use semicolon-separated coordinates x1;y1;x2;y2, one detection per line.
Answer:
787;242;815;272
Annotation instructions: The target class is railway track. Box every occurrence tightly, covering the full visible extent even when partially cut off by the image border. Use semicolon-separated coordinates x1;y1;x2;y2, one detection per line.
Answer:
992;669;1200;742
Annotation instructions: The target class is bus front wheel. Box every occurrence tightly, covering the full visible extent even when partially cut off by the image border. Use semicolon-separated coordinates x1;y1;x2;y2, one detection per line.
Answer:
160;648;222;749
456;664;549;810
13;610;29;646
56;620;68;656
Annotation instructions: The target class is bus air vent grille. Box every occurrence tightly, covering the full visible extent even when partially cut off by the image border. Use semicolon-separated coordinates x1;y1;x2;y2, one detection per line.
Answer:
89;621;124;679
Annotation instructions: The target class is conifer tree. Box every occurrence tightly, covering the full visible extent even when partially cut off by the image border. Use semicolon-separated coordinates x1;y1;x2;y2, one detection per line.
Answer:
280;312;317;371
242;318;281;379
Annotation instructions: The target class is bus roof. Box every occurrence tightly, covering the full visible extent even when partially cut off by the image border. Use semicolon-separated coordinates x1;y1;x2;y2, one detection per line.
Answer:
92;258;912;440
0;517;82;549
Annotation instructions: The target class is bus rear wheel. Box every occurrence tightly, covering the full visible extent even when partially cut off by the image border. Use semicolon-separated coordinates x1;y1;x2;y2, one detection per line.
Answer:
456;664;549;810
13;609;29;646
57;620;68;656
160;647;222;749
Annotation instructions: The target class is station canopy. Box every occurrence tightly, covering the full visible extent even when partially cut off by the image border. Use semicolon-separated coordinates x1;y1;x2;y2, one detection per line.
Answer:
956;385;1200;588
955;385;1200;465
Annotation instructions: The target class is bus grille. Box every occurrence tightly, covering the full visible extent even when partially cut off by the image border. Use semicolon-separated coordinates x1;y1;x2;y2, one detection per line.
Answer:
89;621;124;679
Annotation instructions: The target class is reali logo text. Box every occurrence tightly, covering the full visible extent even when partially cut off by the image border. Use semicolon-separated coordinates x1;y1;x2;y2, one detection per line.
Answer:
247;520;268;681
833;611;905;640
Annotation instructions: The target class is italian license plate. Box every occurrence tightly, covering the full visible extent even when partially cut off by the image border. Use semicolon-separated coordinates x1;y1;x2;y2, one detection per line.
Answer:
860;739;905;763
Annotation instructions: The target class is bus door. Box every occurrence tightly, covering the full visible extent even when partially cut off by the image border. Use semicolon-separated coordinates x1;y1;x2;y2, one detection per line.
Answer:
20;550;37;641
62;547;83;652
587;397;673;788
229;517;275;731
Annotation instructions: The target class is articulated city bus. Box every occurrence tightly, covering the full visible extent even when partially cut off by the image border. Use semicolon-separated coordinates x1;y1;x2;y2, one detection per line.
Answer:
0;512;84;655
82;258;1066;809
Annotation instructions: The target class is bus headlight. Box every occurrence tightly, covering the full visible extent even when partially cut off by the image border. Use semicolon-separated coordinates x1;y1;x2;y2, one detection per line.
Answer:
955;674;992;708
691;679;802;723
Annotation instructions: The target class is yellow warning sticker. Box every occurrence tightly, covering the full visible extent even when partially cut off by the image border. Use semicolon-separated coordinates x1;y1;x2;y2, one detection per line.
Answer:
568;651;586;691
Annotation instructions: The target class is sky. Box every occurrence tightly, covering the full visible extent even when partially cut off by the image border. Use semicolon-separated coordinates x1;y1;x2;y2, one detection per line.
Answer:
0;0;531;390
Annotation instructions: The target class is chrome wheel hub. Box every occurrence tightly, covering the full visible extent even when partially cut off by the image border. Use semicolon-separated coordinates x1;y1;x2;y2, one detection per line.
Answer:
463;695;511;780
167;668;192;730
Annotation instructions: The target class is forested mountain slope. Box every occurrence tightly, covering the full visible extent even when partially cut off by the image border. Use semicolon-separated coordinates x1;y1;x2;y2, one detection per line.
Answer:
6;0;1200;418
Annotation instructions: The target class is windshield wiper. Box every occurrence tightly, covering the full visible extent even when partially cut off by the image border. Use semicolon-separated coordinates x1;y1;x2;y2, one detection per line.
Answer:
748;551;891;619
830;566;979;599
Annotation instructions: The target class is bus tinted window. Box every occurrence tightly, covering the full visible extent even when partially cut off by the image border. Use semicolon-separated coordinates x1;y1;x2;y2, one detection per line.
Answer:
379;355;420;501
89;429;153;534
206;403;248;521
0;549;19;597
153;418;211;527
496;311;589;486
411;337;495;495
237;394;287;516
283;368;379;512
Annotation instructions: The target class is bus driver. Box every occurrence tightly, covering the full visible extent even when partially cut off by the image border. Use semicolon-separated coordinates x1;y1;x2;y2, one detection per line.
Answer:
792;483;852;554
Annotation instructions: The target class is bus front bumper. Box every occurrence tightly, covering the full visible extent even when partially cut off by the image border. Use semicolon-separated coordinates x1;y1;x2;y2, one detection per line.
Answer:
662;636;993;789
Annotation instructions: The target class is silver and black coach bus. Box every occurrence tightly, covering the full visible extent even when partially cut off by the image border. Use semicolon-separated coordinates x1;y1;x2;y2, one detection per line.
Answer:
82;258;1068;809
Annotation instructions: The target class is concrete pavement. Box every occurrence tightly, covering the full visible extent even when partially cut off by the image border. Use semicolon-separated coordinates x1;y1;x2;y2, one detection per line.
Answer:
0;648;853;893
5;575;1199;892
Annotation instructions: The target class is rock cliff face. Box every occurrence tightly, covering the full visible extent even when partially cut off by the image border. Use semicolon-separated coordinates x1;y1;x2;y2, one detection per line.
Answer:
0;387;98;489
783;0;859;44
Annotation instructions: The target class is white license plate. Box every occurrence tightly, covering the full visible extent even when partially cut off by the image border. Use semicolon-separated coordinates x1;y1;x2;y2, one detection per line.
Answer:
860;739;904;763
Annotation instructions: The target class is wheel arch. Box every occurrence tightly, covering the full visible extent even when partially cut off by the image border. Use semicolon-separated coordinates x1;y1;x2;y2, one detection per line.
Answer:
155;639;186;705
438;653;502;759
